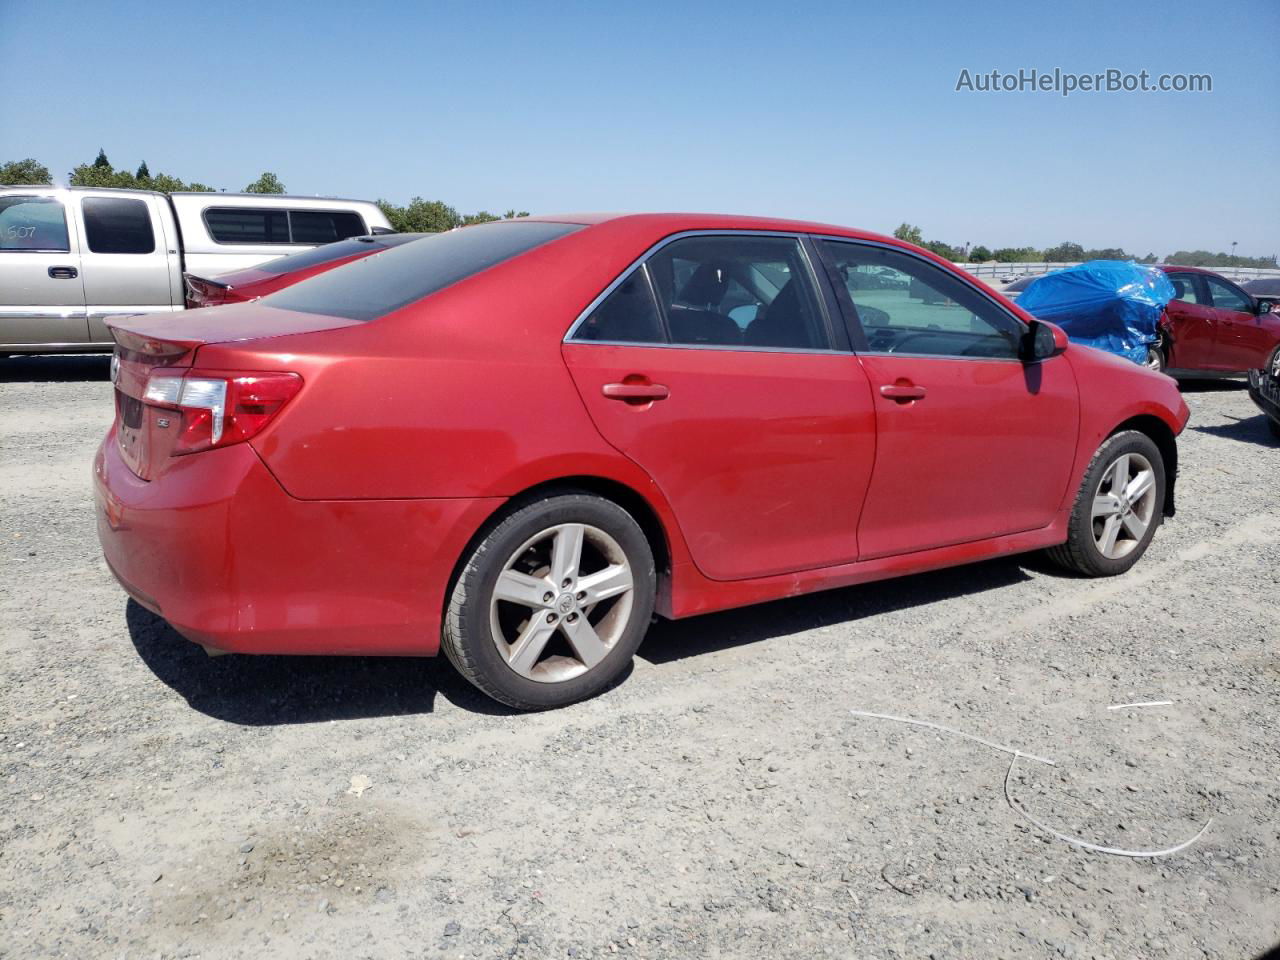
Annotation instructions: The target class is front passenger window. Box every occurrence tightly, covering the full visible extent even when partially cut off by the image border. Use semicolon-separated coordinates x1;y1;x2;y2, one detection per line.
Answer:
1205;276;1251;313
646;236;829;350
819;240;1021;359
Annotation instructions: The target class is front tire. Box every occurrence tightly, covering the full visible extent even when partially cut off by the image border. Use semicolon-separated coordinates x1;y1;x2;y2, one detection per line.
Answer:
1046;430;1165;577
442;493;656;710
1145;343;1166;373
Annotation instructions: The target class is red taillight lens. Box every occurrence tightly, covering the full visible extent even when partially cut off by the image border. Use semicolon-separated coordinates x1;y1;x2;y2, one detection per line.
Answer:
144;370;303;455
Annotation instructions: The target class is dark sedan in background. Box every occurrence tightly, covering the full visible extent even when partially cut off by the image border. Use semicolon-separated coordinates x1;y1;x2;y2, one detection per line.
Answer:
184;233;428;308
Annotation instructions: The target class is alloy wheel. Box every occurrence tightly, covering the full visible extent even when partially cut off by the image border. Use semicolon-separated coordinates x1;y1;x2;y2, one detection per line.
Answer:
1090;452;1157;560
488;522;635;683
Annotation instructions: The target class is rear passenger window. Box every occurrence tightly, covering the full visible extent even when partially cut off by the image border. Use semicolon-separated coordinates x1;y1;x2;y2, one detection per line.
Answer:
0;196;69;252
205;208;289;244
646;236;829;350
573;270;665;343
83;198;155;254
289;210;366;244
1168;274;1201;304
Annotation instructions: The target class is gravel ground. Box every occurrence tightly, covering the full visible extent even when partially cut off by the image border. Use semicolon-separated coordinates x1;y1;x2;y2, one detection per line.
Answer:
1;354;1277;960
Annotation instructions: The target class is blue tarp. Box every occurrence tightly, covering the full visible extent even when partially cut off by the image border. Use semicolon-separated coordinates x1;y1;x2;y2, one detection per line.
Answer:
1016;260;1175;364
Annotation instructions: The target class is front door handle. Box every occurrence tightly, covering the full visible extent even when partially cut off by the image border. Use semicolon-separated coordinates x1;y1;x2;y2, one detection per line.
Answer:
602;381;670;403
879;382;927;402
48;266;79;279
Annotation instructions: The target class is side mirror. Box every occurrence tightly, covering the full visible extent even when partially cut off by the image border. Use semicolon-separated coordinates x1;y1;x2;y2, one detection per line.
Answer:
1021;319;1068;362
1258;299;1273;315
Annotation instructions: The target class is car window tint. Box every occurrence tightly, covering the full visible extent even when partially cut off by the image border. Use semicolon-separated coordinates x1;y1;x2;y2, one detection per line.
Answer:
264;221;582;321
253;234;424;275
1204;276;1251;313
83;198;155;254
573;269;665;343
820;240;1020;359
289;210;366;244
0;196;69;252
1168;274;1201;304
646;236;828;350
206;208;290;244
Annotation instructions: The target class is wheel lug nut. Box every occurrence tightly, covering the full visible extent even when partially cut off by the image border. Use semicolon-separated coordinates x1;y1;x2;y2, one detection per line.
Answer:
567;613;578;623
542;592;554;603
561;578;572;588
576;591;586;601
546;613;556;623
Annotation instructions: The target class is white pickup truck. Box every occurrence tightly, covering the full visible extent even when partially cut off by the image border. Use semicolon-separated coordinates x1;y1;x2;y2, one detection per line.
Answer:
0;186;392;353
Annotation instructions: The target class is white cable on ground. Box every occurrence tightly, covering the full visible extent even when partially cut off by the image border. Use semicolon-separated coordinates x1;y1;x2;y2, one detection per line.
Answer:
848;708;1213;859
1106;700;1173;710
1004;754;1213;858
849;709;1056;766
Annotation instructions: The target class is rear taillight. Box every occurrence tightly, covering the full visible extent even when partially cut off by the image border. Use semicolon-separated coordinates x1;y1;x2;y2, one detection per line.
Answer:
184;277;233;309
143;370;303;455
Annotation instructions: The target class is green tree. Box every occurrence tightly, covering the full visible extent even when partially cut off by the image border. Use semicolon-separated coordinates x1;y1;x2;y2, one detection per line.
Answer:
503;209;530;219
893;223;924;245
135;160;151;183
992;246;1042;263
968;245;993;262
922;239;963;261
69;161;138;188
377;197;461;233
0;158;52;184
93;148;111;169
1042;241;1085;263
1082;247;1130;261
244;171;285;194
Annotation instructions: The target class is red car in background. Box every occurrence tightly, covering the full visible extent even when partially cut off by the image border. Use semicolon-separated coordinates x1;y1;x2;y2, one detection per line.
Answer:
184;233;428;307
96;214;1188;710
1152;265;1279;375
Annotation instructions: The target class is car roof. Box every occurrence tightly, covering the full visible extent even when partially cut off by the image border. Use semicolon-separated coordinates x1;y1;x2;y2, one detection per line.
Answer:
1157;264;1225;276
521;211;897;244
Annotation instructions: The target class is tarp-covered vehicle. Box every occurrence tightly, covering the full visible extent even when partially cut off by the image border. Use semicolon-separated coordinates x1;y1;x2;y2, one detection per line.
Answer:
1015;260;1175;367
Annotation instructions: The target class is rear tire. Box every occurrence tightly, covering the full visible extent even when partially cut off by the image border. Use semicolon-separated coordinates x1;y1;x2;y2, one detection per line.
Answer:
1046;430;1165;577
441;493;656;710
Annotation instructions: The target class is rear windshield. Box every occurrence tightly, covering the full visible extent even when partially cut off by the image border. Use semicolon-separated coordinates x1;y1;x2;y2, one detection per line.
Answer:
252;233;425;276
264;221;582;321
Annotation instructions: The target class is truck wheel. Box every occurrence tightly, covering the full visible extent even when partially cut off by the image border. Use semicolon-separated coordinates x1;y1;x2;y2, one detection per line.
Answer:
1046;430;1165;577
442;493;656;710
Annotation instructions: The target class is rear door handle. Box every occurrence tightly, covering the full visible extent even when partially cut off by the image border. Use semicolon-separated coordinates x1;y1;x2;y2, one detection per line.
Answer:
602;381;670;402
48;266;78;279
879;383;927;401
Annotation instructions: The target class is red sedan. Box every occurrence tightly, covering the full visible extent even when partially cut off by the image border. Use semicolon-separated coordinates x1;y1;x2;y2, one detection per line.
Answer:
95;214;1189;710
183;233;428;307
1153;265;1279;374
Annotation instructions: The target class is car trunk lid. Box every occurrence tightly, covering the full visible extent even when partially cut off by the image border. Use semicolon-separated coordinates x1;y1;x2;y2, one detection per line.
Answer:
109;304;358;480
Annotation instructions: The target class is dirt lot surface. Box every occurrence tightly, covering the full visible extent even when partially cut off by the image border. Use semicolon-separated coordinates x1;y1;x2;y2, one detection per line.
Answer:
1;355;1277;960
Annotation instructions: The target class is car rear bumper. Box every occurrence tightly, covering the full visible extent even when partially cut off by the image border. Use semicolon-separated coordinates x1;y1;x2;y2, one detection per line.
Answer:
93;428;502;655
1247;369;1280;427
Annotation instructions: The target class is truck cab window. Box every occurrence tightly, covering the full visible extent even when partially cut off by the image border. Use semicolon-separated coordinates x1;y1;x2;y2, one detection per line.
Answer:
0;196;69;252
83;198;156;254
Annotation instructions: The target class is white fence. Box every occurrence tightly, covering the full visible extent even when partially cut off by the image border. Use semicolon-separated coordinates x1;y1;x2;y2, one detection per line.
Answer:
958;261;1280;283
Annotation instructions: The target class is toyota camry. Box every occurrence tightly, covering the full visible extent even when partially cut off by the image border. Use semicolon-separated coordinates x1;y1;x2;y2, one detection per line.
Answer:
95;214;1189;709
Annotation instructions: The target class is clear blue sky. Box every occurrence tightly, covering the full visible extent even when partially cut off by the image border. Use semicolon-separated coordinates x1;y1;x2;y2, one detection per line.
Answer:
3;0;1276;257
